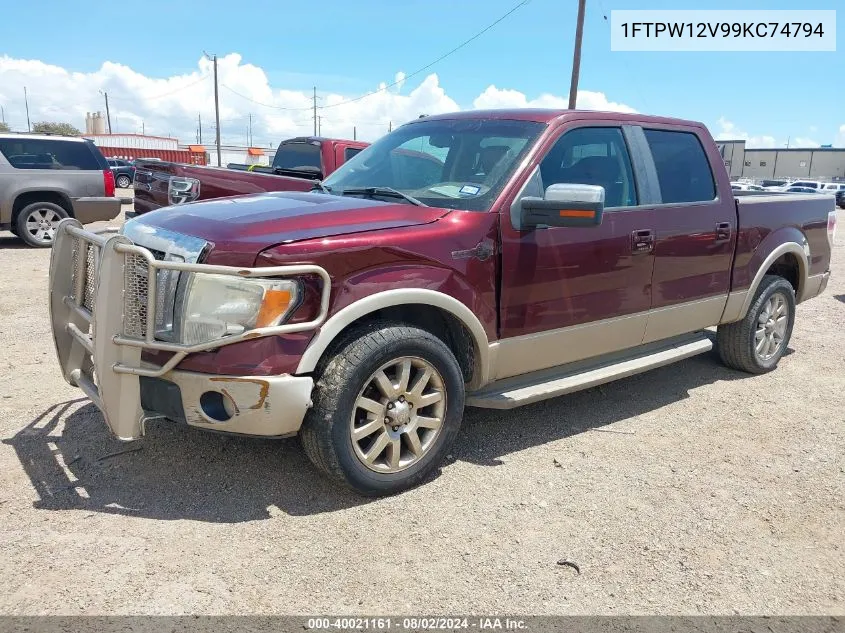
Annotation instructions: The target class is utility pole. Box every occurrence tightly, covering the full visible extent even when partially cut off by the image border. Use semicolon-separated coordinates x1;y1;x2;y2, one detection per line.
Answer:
198;112;202;144
100;91;112;133
248;112;253;146
388;120;392;133
568;0;587;110
1;105;5;124
353;126;356;141
312;86;317;136
317;116;321;136
142;121;145;135
24;86;31;132
205;52;222;166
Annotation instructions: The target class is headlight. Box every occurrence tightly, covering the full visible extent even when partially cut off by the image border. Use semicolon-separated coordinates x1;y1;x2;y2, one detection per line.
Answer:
178;274;300;345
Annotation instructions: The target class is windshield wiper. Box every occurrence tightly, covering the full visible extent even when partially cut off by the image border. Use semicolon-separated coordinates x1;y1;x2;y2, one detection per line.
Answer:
310;181;333;194
339;186;426;207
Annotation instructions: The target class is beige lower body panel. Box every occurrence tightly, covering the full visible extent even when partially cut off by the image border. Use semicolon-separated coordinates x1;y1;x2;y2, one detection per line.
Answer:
493;312;648;381
799;272;830;303
642;295;727;344
163;370;314;437
73;197;122;224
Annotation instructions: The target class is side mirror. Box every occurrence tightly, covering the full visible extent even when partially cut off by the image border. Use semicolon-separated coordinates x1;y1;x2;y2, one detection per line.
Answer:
520;183;605;228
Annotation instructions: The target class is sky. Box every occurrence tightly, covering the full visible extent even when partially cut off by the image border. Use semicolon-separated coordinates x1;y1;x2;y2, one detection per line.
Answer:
0;0;842;148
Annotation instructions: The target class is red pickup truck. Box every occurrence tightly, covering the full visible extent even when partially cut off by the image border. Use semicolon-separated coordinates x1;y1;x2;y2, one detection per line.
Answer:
49;109;836;496
131;136;368;215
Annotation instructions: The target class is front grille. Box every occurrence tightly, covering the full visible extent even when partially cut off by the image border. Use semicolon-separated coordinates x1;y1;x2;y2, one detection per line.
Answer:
124;253;150;338
70;239;99;312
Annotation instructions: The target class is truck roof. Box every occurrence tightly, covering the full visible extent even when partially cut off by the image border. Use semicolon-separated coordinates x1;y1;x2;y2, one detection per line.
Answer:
0;132;90;142
283;136;369;148
417;109;706;129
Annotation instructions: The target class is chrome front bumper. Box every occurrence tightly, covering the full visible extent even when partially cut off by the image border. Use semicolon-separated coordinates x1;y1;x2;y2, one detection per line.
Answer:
48;219;330;441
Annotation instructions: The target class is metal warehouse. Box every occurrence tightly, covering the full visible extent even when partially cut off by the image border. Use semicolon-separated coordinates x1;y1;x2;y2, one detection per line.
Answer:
717;140;845;181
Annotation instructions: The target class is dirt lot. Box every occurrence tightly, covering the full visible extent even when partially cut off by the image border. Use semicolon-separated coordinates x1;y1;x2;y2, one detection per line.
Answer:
0;194;842;615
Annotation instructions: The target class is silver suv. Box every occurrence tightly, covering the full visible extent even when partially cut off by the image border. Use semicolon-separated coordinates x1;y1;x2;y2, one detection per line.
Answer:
0;133;123;247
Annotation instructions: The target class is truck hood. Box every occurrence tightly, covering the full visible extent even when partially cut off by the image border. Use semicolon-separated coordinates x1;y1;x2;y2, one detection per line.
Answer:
125;191;450;264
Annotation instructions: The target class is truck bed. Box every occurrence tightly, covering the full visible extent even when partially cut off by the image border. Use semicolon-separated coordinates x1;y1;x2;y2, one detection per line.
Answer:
132;161;315;215
733;191;835;290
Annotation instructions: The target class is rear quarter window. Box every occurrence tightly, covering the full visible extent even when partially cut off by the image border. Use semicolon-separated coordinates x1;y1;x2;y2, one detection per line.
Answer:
273;143;322;171
644;129;716;204
0;139;103;170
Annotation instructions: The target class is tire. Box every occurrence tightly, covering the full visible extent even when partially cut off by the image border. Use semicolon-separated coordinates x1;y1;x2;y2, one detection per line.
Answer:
116;174;131;189
301;323;465;496
15;202;69;248
717;275;796;374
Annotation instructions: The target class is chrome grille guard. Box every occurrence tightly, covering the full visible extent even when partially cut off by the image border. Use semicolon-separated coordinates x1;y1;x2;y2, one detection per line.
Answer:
48;218;331;440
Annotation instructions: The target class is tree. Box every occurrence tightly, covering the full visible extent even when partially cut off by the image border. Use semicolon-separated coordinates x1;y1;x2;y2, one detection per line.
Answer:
31;121;81;136
0;121;9;133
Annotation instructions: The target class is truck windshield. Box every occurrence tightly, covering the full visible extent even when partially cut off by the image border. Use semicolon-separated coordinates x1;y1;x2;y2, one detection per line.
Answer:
272;142;322;172
322;118;546;211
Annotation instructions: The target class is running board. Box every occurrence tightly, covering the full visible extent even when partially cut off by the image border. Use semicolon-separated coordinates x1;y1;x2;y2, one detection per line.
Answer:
467;333;713;410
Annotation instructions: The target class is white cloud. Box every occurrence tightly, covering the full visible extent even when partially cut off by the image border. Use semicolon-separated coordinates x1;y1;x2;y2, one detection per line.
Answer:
394;71;406;93
714;117;779;148
472;85;637;113
714;117;825;149
0;54;635;146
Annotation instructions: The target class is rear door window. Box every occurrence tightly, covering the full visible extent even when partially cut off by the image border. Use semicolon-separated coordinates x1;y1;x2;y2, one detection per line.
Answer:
344;147;363;162
0;139;102;170
272;143;322;171
643;129;716;204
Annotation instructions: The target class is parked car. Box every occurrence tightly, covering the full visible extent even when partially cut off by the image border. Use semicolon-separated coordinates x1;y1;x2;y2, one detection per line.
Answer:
0;133;123;247
836;190;845;209
785;186;820;193
731;182;764;191
48;109;835;495
819;182;845;193
760;179;789;188
784;180;823;190
131;136;369;216
106;158;135;189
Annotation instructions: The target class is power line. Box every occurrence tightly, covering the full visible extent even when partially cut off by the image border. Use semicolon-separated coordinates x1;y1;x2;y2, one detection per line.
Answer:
220;0;531;113
220;84;312;110
317;0;531;110
107;75;209;102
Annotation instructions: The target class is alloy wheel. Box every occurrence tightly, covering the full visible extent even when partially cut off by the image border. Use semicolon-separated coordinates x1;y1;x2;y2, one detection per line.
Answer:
349;356;447;473
755;292;789;361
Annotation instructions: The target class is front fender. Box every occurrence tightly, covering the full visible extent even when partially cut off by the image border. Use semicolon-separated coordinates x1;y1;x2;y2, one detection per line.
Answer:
296;284;493;387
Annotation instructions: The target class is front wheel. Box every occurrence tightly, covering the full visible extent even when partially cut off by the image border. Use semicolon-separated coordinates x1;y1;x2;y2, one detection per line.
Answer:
717;275;796;374
301;324;465;496
116;174;132;189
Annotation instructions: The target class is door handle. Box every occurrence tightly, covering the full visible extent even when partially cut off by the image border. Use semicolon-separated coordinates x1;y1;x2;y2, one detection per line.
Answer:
715;222;732;241
631;229;655;254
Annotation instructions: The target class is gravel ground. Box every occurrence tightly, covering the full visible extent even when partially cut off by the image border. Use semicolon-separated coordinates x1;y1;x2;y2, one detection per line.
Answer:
0;193;842;615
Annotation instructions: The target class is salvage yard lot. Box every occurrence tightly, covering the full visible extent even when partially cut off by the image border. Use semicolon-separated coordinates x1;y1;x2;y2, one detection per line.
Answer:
0;195;842;615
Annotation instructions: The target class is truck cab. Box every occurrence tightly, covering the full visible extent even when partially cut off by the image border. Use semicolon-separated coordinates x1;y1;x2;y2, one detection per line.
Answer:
49;109;835;496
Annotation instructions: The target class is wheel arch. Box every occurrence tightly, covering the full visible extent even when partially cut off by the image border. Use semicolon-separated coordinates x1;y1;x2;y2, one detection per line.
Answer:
12;190;74;226
727;240;808;323
297;289;492;389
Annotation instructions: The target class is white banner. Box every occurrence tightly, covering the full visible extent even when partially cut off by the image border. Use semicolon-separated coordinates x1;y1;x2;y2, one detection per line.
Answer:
611;10;836;51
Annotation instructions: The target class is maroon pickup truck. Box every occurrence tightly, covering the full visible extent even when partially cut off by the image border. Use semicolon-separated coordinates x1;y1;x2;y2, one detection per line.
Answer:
131;136;368;215
49;109;836;496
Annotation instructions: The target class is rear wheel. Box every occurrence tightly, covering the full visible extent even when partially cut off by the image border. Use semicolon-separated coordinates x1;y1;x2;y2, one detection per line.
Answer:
717;275;795;374
301;324;465;496
116;174;132;189
16;202;68;248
